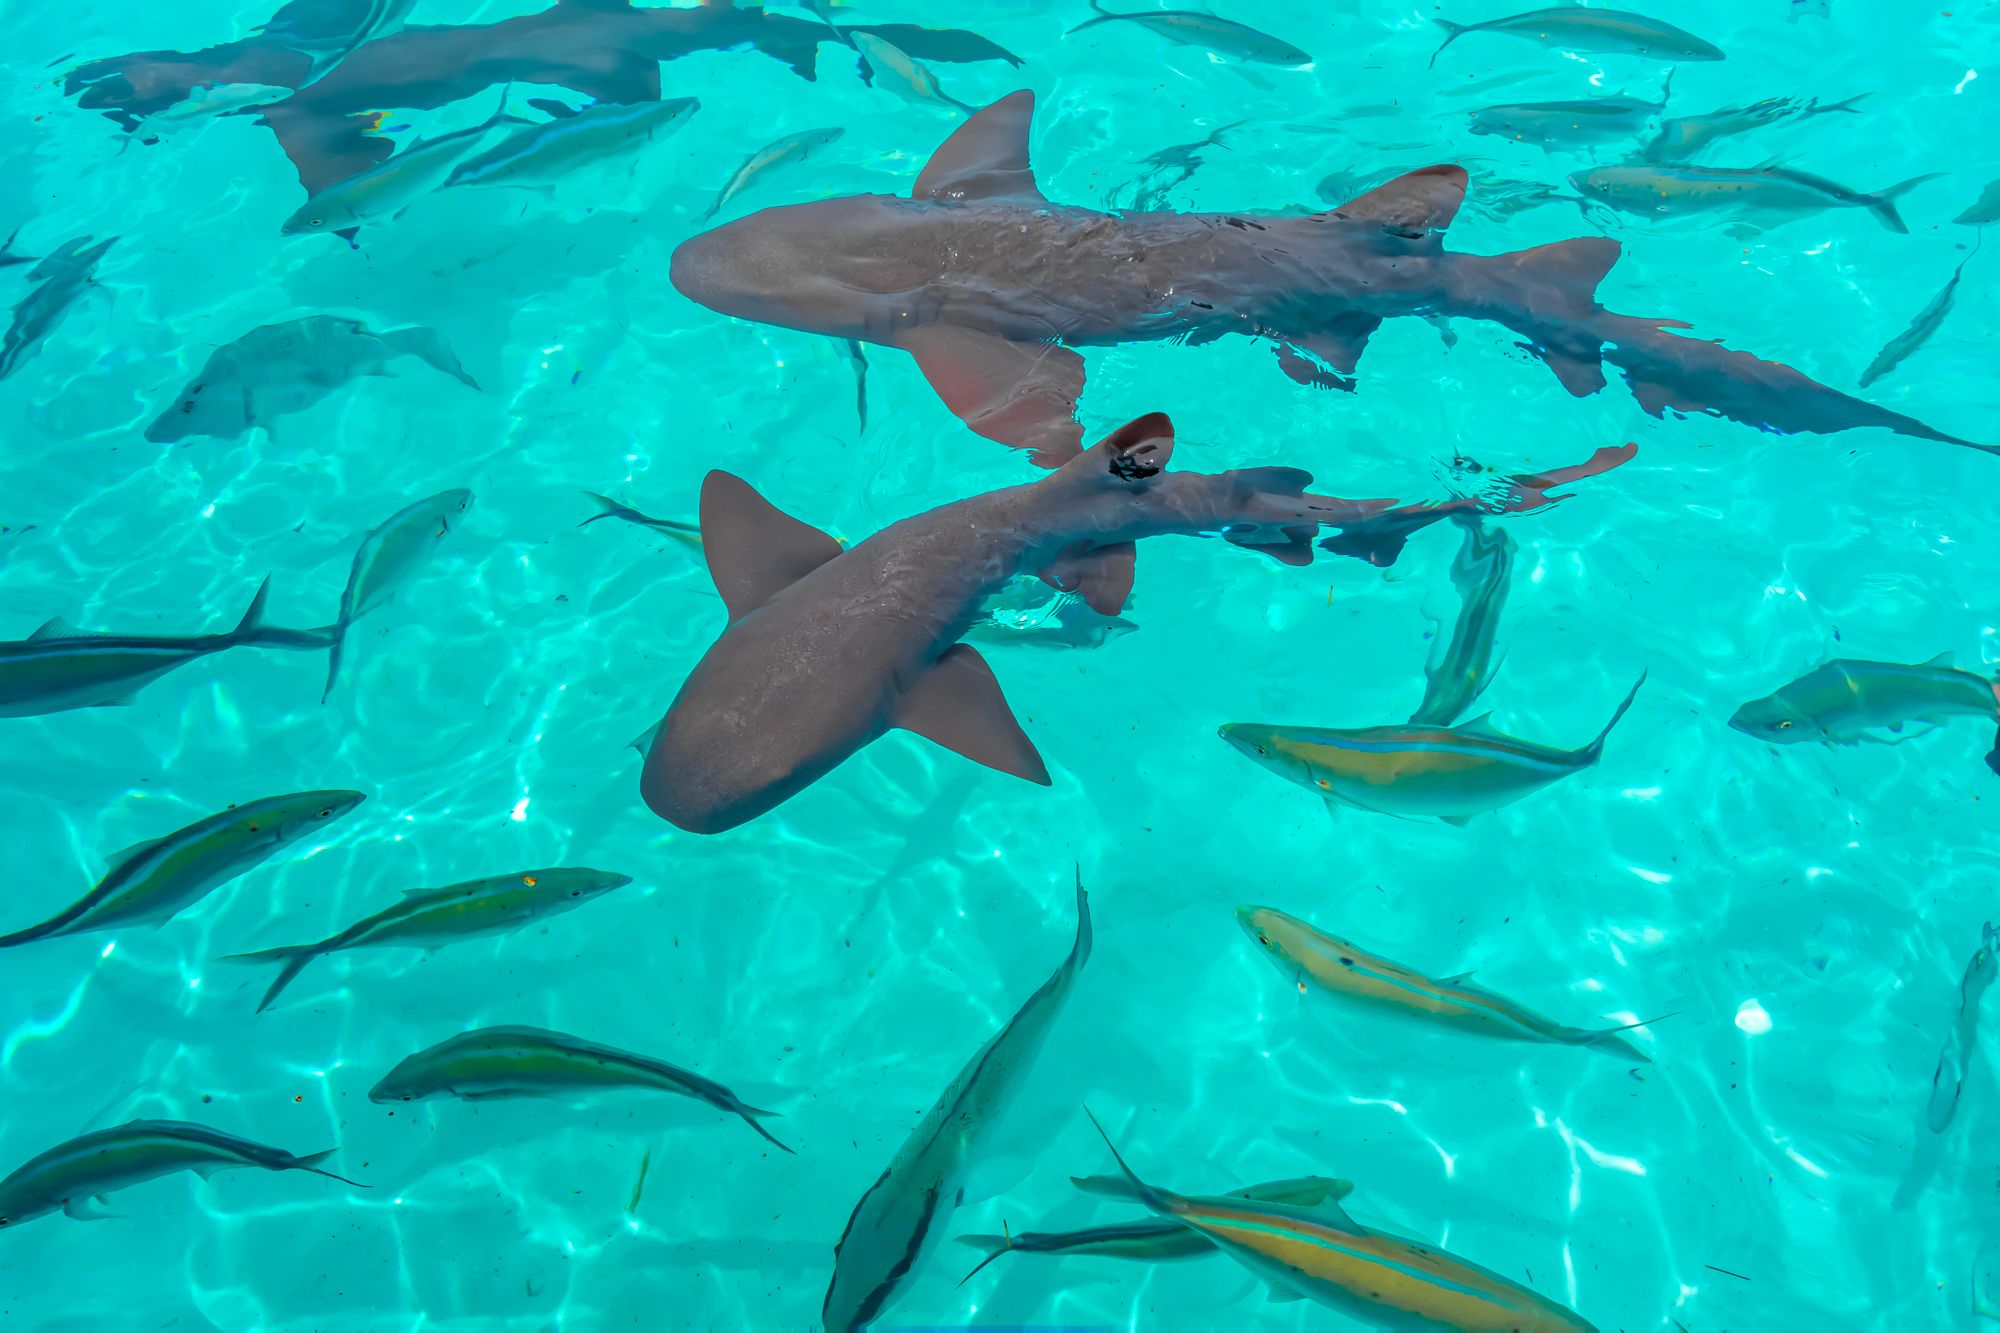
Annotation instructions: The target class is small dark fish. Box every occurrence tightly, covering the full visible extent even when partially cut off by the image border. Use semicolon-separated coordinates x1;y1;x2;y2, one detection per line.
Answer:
1859;242;1977;389
0;235;115;382
1120;118;1247;209
1068;1;1310;66
1432;7;1724;67
1642;94;1867;164
578;492;702;549
1927;923;1998;1134
1570;163;1939;233
628;1146;652;1214
1955;180;2000;227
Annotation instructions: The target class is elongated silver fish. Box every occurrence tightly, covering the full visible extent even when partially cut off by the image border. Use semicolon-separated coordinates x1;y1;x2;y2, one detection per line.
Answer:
145;316;480;444
0;1120;363;1228
1469;75;1671;149
1859;244;1977;388
1571;163;1939;234
852;33;974;115
703;127;844;223
1928;923;1998;1134
369;1024;790;1150
223;866;633;1011
823;874;1092;1333
281;89;520;235
322;488;473;701
1730;653;2000;775
0;790;364;949
1432;7;1723;67
445;97;699;190
0;235;115;382
1411;516;1513;726
1641;93;1866;164
0;577;330;717
1238;905;1655;1060
578;491;701;549
1067;0;1310;65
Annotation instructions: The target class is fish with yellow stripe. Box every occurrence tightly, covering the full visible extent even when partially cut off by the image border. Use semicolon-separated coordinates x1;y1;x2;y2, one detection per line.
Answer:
1082;1109;1597;1331
1220;675;1643;825
1237;906;1656;1062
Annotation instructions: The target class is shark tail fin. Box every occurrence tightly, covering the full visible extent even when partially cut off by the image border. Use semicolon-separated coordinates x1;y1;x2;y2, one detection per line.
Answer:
383;327;480;390
1583;672;1647;763
1867;173;1944;234
1429;19;1469;68
219;943;325;1013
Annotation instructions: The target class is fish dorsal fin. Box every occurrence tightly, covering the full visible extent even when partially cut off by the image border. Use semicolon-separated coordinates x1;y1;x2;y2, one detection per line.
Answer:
1435;969;1476;986
28;616;86;640
1328;165;1467;239
892;643;1050;785
103;834;168;872
914;90;1044;202
697;471;843;620
1454;711;1501;737
1924;650;1956;667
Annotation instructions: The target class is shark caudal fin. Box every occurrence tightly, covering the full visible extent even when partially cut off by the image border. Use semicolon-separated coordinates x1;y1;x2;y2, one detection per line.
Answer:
1866;173;1945;234
219;942;326;1013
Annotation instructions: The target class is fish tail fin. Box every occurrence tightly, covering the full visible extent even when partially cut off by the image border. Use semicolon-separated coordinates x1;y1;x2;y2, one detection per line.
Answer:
1820;92;1869;113
293;1148;369;1188
227;576;337;652
1082;1106;1167;1215
1869;173;1944;233
1069;1172;1142;1201
320;621;348;703
738;1105;794;1154
1429;19;1469;68
953;1236;1010;1287
1987;675;1999;774
383;327;480;390
218;943;323;1013
230;576;272;641
1584;672;1647;763
1575;1009;1678;1062
578;490;625;527
1656;65;1675;108
1066;0;1117;34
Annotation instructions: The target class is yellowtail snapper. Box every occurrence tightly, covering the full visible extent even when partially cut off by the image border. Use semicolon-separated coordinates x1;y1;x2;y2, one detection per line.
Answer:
1238;906;1658;1061
0;577;331;717
823;874;1091;1333
0;790;364;949
368;1024;791;1151
0;1120;364;1228
223;866;633;1011
1221;675;1644;825
1082;1109;1597;1330
703;127;845;223
1730;655;2000;775
323;488;473;702
850;33;973;116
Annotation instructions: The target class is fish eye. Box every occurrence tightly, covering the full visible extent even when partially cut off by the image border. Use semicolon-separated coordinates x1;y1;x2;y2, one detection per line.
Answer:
317;808;332;817
310;218;322;226
1257;933;1271;947
1776;720;1793;730
1255;746;1267;755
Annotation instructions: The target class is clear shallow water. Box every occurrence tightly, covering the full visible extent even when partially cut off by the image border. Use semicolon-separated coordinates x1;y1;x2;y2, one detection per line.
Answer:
1;0;1998;1328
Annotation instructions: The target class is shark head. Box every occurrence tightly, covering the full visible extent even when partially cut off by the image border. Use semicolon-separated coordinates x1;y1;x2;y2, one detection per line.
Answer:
669;194;944;337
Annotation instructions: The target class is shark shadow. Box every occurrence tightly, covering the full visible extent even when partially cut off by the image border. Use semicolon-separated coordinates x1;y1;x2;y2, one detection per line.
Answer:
669;91;1985;466
64;0;1022;197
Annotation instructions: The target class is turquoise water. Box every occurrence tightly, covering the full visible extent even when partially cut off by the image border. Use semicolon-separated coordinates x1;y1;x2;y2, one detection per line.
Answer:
3;0;1999;1327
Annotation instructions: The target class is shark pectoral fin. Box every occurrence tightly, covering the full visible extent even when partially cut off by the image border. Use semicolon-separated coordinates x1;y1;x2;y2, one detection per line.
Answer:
1274;313;1383;391
1039;542;1135;615
697;472;843;620
894;324;1085;467
1326;164;1468;239
893;644;1050;785
627;716;665;761
913;89;1044;202
1524;341;1607;397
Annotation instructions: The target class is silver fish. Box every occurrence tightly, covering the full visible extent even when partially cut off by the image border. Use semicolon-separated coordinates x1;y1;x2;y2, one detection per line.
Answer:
144;315;479;444
322;488;473;701
1067;1;1310;65
281;89;520;235
1411;516;1514;726
223;866;633;1011
1432;7;1724;66
851;33;974;115
823;875;1092;1333
1570;163;1939;234
368;1024;791;1151
0;235;115;382
445;97;699;190
1641;94;1866;164
0;577;329;717
578;491;701;548
1859;244;1977;389
966;582;1137;651
1928;923;1998;1134
0;1120;363;1228
0;790;365;948
703;126;843;222
1469;75;1671;149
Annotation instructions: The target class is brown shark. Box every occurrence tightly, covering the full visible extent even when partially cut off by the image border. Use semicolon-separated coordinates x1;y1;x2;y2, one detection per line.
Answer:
64;0;1020;196
637;412;1632;833
669;91;1984;467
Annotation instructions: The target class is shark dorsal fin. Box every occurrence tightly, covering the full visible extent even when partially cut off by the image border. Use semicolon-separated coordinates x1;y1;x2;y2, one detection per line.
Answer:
697;472;843;621
1068;412;1175;480
1329;165;1468;239
28;616;86;640
892;643;1050;785
914;90;1045;202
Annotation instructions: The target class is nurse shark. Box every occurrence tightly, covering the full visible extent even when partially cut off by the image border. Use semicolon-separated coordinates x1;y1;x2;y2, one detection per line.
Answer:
638;411;1631;834
670;91;1985;467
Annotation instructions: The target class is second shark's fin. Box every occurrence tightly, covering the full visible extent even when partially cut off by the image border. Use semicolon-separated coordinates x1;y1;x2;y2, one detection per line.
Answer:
914;89;1044;202
892;643;1050;785
1274;313;1384;391
894;324;1085;466
1327;164;1467;241
697;472;843;620
1039;542;1135;615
